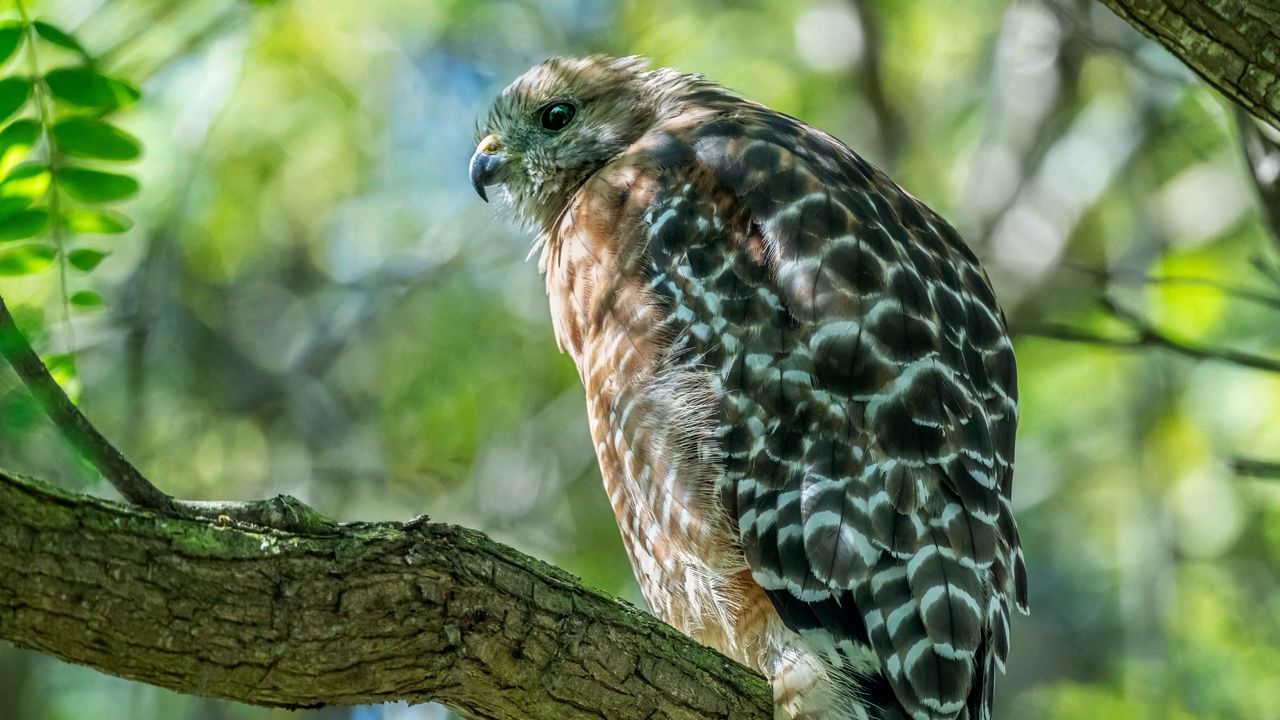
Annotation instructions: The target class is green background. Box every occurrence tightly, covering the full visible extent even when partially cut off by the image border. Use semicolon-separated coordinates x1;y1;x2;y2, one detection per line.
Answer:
2;0;1279;718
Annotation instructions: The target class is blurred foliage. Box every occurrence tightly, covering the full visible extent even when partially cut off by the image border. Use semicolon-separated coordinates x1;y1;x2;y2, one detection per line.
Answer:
0;0;140;404
1;1;1279;719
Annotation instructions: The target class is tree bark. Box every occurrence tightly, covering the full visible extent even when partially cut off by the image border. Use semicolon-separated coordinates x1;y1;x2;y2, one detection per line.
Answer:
0;470;771;720
1098;0;1280;128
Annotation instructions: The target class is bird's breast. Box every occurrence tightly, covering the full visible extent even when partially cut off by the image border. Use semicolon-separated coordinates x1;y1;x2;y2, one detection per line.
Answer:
541;194;778;664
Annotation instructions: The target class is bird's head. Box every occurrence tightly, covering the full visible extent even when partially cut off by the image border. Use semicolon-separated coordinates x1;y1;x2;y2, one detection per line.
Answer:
470;55;670;229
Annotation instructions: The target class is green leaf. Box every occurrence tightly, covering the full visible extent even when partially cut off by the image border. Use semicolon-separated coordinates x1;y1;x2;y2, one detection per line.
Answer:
70;290;103;307
1;389;43;432
5;302;45;343
67;247;108;271
52;117;141;161
0;163;52;211
45;67;139;109
63;208;132;234
0;164;51;217
43;353;79;393
58;167;139;202
0;76;32;123
0;208;49;242
0;119;39;177
33;22;86;56
0;243;56;275
44;353;75;374
0;22;23;66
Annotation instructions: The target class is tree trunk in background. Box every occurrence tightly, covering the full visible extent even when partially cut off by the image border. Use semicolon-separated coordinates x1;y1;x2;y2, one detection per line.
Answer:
1099;0;1280;128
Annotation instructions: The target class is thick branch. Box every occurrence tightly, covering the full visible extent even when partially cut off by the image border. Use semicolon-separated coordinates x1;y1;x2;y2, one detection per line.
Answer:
1098;0;1280;128
0;470;771;720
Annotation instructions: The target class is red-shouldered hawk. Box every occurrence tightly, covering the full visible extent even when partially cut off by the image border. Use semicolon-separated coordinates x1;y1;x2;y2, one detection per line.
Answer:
470;56;1027;720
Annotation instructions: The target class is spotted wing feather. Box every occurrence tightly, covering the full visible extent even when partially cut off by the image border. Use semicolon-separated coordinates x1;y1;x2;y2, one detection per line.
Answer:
634;94;1026;720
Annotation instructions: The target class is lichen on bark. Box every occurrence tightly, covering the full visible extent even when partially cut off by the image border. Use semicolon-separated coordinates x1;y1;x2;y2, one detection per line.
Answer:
1099;0;1280;127
0;470;772;720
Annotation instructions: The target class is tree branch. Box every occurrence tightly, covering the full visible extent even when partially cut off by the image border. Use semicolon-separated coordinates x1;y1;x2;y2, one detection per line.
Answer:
0;295;173;511
0;469;772;720
1232;456;1280;480
1;290;767;716
1098;0;1280;128
1;293;343;533
846;0;903;168
1236;107;1280;250
1064;262;1280;311
1016;296;1280;374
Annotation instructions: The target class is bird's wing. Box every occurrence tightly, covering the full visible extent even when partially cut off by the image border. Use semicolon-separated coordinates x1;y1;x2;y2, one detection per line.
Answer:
633;101;1027;720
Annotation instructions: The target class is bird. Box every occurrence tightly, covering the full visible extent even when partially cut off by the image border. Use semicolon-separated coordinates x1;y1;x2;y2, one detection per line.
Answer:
469;55;1027;720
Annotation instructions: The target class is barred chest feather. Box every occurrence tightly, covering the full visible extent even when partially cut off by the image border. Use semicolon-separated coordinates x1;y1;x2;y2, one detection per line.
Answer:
539;159;788;668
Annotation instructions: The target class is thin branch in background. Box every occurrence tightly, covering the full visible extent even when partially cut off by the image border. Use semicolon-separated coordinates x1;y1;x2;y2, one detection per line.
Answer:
1101;297;1280;373
1249;254;1280;288
1;293;336;532
968;0;1088;250
1232;457;1280;480
94;1;188;66
0;294;175;510
1064;262;1280;311
95;1;247;77
847;0;903;167
119;226;167;453
1235;107;1280;253
1017;321;1145;349
1041;0;1191;86
1017;296;1280;374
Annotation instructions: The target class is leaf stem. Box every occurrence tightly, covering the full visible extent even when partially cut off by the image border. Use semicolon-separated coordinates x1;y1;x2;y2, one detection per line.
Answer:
15;0;73;341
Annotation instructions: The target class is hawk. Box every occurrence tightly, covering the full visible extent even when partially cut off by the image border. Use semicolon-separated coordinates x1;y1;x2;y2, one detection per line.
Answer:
470;56;1027;720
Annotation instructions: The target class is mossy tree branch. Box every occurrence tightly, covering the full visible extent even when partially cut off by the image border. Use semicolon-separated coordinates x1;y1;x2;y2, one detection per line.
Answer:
1098;0;1280;128
0;469;772;719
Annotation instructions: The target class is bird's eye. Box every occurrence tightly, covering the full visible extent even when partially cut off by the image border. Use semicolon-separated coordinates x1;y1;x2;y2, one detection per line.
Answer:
539;102;576;132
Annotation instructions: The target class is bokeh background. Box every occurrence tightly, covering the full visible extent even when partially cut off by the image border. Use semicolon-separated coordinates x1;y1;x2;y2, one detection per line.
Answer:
3;0;1280;718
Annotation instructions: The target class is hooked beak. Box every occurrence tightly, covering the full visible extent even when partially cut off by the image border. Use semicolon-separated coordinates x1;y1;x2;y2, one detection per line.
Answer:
469;133;507;202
